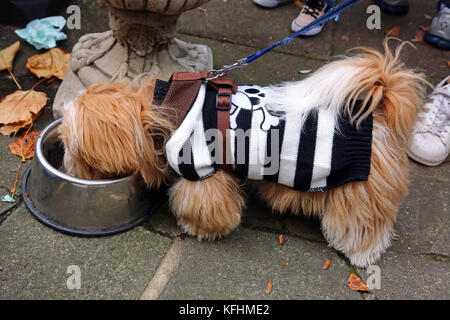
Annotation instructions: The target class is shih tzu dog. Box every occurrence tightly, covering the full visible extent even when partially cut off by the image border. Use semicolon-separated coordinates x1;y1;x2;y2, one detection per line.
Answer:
59;41;427;267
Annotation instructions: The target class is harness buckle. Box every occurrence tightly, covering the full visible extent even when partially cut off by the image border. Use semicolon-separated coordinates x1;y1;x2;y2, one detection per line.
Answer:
216;92;232;111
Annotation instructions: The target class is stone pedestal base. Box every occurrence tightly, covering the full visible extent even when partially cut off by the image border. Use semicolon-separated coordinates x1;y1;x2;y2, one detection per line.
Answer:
53;30;213;118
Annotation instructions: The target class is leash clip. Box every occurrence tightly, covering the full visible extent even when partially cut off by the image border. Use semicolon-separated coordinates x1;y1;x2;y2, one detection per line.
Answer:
207;58;248;80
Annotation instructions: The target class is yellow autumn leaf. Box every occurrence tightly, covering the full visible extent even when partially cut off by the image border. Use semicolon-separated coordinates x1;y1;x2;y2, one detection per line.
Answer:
0;90;48;135
26;48;70;80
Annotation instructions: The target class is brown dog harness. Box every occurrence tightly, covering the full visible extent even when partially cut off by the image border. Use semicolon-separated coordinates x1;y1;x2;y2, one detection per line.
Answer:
161;71;237;172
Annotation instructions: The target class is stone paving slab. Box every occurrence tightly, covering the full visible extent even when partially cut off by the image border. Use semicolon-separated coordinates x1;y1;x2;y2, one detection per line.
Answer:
144;202;184;238
0;205;172;299
0;137;28;197
178;0;333;59
356;251;450;300
332;0;449;83
431;231;450;257
160;227;362;300
178;34;325;85
391;161;450;256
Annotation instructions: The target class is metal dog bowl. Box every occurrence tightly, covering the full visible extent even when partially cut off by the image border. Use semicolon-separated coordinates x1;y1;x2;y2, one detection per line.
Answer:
22;118;164;236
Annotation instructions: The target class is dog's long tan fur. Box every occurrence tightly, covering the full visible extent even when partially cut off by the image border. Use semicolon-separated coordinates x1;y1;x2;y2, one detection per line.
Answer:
60;41;427;267
60;77;174;189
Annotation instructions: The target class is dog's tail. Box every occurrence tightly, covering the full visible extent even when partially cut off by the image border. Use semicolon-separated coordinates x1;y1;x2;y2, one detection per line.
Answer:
267;39;427;145
341;39;428;146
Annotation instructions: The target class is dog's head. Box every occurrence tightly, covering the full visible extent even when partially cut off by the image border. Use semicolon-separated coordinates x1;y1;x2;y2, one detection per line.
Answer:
59;76;174;189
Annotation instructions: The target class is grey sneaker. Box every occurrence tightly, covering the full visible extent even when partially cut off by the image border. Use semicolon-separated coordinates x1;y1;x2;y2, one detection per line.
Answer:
253;0;291;8
374;0;409;15
408;76;450;166
424;1;450;49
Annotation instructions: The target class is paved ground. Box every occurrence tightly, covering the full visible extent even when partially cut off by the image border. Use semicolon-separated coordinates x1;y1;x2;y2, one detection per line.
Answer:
0;0;449;300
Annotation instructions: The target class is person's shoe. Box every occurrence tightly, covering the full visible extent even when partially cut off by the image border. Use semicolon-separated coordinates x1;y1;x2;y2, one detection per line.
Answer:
424;1;450;50
253;0;290;8
374;0;409;15
291;0;335;36
407;76;450;166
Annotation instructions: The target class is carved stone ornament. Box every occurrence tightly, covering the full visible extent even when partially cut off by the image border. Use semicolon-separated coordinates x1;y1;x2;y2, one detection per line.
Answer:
53;0;212;118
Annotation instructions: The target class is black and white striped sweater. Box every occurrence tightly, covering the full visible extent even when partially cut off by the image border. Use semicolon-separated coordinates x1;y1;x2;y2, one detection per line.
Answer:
156;80;373;192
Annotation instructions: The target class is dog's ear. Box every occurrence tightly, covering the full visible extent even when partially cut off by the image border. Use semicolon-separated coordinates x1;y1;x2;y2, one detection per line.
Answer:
136;75;156;106
60;78;174;188
60;82;149;181
59;102;79;177
138;102;175;189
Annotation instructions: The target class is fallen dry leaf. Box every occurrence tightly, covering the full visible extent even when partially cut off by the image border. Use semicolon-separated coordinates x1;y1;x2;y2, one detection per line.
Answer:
341;35;350;41
283;262;289;266
26;48;70;80
265;280;273;294
279;234;285;245
385;26;401;37
0;90;47;135
0;41;21;89
419;25;430;32
424;13;432;19
348;273;369;292
8;129;40;203
0;41;20;71
197;7;207;13
323;259;332;270
411;30;425;43
9;130;40;159
0;118;34;136
294;0;306;9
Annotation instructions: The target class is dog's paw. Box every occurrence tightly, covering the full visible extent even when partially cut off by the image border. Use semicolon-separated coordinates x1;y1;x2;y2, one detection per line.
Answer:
169;172;245;240
177;213;241;241
346;249;384;268
337;233;392;268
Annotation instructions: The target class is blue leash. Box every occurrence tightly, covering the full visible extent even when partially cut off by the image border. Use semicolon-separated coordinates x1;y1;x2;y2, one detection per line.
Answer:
209;0;362;77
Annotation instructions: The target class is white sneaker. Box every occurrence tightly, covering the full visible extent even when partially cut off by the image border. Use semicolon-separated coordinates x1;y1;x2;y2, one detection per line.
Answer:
253;0;291;8
407;76;450;166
